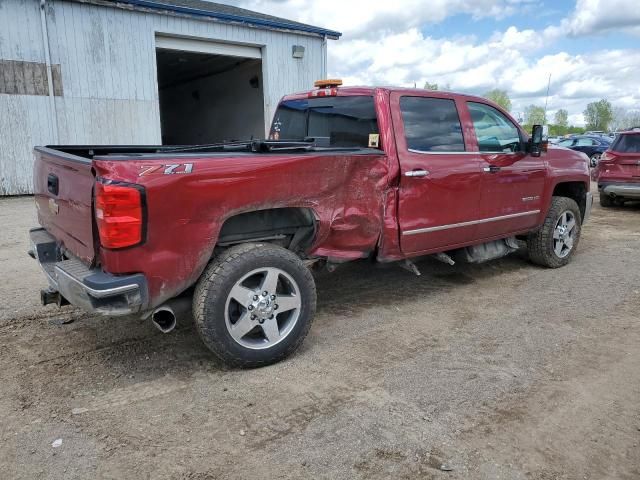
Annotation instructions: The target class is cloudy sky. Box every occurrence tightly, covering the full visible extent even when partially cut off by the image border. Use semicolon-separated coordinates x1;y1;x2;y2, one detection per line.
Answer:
222;0;640;126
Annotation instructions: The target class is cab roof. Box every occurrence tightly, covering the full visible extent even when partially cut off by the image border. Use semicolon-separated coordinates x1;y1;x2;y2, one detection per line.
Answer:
282;86;493;104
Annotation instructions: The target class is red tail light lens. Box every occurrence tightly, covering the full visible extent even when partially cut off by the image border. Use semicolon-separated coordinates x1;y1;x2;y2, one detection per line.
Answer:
95;182;144;249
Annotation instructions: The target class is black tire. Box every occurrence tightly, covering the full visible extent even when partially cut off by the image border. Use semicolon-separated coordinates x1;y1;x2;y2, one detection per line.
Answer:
599;193;614;207
527;196;582;268
193;243;316;368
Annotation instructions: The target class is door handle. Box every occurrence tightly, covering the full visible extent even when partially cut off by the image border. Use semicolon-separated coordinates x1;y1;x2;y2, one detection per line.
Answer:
483;166;501;173
405;169;430;177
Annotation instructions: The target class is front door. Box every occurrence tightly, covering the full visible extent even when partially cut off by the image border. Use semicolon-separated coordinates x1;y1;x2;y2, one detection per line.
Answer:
465;101;545;239
391;92;483;254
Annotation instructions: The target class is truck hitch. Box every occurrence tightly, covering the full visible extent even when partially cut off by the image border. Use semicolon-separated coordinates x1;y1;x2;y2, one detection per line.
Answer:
40;288;69;307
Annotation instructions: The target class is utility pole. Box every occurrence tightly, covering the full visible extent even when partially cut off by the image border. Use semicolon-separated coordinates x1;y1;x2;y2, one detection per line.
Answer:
543;73;551;125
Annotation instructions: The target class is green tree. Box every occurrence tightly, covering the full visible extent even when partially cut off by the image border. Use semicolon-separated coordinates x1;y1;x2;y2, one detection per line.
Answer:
483;89;512;111
524;105;546;125
567;125;586;135
554;109;568;128
424;81;439;90
583;99;613;131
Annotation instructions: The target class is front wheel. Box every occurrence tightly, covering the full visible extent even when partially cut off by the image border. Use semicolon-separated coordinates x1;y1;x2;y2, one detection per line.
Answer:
193;243;316;368
527;196;582;268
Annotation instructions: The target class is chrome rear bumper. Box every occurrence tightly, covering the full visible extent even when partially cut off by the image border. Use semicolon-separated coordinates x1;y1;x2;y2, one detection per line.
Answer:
601;183;640;199
29;228;147;315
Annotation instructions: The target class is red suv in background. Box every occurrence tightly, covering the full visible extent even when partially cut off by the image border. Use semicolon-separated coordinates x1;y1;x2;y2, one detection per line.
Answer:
595;129;640;207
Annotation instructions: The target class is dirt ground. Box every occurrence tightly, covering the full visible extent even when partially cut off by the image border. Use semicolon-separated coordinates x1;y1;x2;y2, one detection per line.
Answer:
0;192;638;480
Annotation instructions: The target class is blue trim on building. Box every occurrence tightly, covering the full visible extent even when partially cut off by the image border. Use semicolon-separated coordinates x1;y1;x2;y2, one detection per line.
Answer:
116;0;342;38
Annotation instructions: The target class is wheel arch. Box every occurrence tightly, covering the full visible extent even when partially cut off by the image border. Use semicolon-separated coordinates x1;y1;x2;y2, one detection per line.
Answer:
552;181;588;221
216;207;317;253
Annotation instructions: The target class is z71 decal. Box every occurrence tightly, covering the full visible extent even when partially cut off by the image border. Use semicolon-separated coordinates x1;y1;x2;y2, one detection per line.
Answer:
138;163;194;176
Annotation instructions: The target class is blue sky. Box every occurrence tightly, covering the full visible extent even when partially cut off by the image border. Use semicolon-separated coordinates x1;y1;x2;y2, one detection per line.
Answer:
230;0;640;125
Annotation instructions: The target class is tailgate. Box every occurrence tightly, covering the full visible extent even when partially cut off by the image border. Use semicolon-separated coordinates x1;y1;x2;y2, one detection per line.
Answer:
616;153;640;180
33;147;96;263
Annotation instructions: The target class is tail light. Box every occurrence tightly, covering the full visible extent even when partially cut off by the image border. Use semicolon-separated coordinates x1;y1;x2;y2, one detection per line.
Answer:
95;182;145;249
600;152;613;162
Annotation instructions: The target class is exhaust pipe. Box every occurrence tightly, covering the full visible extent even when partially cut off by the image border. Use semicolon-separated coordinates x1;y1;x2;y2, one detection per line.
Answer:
151;305;177;333
150;297;192;334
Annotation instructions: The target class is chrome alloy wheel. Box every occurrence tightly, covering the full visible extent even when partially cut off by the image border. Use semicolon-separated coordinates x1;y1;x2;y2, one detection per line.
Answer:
224;267;302;350
553;211;577;258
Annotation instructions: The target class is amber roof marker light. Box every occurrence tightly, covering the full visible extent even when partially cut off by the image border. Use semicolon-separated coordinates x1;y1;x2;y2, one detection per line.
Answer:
314;79;343;88
310;79;343;98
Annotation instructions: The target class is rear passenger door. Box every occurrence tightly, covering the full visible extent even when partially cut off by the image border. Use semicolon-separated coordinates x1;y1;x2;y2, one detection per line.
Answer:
465;101;545;239
391;92;483;254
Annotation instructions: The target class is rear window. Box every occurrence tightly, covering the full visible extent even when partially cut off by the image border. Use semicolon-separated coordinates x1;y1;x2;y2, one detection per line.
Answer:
612;134;640;153
269;96;379;148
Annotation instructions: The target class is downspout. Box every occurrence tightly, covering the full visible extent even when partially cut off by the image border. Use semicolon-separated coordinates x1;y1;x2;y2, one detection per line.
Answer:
321;35;328;79
39;0;59;143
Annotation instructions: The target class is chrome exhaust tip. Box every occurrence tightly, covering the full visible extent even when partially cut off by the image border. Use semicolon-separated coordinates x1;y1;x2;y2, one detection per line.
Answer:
149;297;192;334
151;306;177;333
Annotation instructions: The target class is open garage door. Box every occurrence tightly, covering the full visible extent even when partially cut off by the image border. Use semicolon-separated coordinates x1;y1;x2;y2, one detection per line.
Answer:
155;36;265;145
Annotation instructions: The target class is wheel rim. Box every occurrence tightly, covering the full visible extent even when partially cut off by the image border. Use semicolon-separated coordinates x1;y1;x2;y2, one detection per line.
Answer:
224;267;302;350
553;210;577;258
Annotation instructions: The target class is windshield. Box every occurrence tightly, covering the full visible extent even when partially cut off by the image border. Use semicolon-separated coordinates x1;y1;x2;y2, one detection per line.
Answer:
612;134;640;153
269;96;379;148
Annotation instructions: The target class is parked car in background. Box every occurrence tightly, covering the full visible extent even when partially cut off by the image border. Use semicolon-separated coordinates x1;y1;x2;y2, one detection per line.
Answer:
557;135;612;167
548;136;562;145
594;129;640;207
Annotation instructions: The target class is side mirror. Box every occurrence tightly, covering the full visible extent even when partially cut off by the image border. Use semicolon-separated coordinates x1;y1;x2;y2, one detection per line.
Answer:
530;124;544;157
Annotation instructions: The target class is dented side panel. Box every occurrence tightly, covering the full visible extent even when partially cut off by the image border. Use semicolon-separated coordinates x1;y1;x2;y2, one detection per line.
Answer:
93;150;392;307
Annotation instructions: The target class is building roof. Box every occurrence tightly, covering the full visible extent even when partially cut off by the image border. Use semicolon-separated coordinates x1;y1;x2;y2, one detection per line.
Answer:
91;0;341;39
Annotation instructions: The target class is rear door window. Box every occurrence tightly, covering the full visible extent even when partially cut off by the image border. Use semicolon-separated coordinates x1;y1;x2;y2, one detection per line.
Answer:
270;96;379;148
612;134;640;153
399;97;465;152
576;138;597;146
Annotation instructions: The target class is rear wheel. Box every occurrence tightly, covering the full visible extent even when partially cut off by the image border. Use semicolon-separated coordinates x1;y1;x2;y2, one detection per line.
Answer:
527;196;582;268
193;243;316;368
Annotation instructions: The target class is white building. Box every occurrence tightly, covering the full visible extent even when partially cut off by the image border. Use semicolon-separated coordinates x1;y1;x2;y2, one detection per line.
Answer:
0;0;340;194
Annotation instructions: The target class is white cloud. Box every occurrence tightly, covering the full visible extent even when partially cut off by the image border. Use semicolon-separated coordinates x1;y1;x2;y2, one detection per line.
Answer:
233;0;545;40
559;0;640;36
219;0;640;126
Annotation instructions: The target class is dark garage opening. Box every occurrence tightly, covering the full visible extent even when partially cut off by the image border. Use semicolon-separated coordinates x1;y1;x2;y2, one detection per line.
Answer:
156;48;265;145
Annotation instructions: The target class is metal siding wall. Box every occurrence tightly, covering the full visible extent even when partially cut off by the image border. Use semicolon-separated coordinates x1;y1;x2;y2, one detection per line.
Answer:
0;0;326;195
0;0;55;195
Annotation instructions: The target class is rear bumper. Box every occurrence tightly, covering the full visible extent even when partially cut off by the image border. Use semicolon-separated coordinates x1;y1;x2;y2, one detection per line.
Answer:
29;228;147;316
599;182;640;199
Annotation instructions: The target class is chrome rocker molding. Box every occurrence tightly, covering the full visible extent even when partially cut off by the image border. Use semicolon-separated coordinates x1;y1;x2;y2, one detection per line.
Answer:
403;210;541;236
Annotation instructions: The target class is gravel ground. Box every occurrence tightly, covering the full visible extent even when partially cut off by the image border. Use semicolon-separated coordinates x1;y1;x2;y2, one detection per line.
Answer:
0;192;638;480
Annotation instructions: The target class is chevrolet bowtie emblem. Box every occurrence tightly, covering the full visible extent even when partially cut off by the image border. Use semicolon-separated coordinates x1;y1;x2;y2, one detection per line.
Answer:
48;198;59;215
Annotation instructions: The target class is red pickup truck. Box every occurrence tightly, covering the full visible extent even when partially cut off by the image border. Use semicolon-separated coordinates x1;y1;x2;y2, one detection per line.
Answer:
594;129;640;206
30;83;592;367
